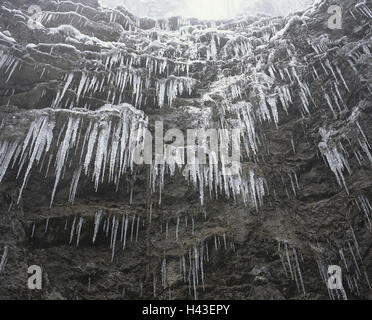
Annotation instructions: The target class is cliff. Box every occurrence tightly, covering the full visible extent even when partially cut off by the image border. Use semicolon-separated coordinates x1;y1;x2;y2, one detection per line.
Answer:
0;0;371;300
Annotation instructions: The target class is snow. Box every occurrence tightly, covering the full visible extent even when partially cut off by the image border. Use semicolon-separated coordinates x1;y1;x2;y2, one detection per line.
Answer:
0;31;16;43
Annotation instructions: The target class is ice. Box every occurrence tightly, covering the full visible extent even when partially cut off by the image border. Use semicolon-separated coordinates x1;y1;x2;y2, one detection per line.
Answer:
356;2;372;18
18;117;55;204
0;245;8;274
135;216;140;242
285;243;294;280
153;275;157;297
318;128;351;194
176;217;180;241
130;215;135;242
0;141;19;183
44;217;50;233
69;217;76;245
76;217;84;247
92;119;111;191
0;31;16;43
111;217;119;262
357;195;372;227
161;257;167;289
93;210;102;244
0;104;148;206
122;214;129;250
156;76;197;107
31;224;36;238
69;166;82;203
51;117;80;206
293;248;305;294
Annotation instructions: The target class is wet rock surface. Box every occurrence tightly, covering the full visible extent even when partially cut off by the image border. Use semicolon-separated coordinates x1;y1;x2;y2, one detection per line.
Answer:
0;0;372;300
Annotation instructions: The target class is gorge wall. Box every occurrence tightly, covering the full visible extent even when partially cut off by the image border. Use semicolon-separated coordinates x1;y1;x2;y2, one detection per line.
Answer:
0;0;372;300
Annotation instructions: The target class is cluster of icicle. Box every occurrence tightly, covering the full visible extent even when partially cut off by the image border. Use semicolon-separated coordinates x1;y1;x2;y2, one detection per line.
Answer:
92;210;142;262
0;49;19;84
159;234;234;300
103;51;191;79
318;116;372;194
204;4;371;160
149;143;266;209
0;103;266;208
1;16;199;110
40;4;135;32
353;1;372;19
355;194;372;229
213;31;372;196
37;210;144;263
38;209;236;299
277;240;306;295
0;104;148;206
318;128;353;194
47;66;197;111
156;76;197;108
269;171;300;202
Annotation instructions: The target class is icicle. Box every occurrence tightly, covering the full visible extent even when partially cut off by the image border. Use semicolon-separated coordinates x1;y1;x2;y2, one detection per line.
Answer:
339;248;349;271
69;217;76;245
93;210;102;244
348;242;361;277
149;203;153;224
76;217;83;247
51;117;80;206
176;217;180;242
0;245;8;273
130;215;135;243
44;217;50;233
291;138;296;154
293;248;305;295
153;274;157;298
111;217;119;262
123;215;129;250
31;224;36;238
69;166;82;203
162;257;167;289
285;243;294;280
135;216;140;242
110;216;116;249
289;173;296;197
192;263;197;300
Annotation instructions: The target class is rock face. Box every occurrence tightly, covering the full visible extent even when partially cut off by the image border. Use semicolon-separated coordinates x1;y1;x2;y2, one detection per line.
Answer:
0;0;372;300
